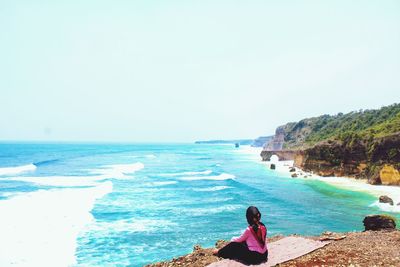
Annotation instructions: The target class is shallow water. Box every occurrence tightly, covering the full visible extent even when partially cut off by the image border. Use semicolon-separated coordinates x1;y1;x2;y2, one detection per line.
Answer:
0;143;398;266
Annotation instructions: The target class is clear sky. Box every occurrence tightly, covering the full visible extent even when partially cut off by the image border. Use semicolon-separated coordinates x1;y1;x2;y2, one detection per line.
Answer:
1;0;399;142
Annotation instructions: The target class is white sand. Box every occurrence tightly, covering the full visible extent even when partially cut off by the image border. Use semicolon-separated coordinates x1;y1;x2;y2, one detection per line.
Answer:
237;146;400;213
263;159;400;213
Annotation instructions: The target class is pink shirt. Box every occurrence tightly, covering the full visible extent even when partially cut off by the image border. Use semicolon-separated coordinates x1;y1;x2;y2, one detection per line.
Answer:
231;226;268;254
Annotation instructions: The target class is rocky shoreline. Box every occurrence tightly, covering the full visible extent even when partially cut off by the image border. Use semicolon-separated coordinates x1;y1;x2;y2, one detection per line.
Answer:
146;229;400;267
260;133;400;186
263;159;400;214
260;104;400;187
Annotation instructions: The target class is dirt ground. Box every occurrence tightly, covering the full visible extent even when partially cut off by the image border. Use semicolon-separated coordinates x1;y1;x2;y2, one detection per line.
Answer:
146;230;400;267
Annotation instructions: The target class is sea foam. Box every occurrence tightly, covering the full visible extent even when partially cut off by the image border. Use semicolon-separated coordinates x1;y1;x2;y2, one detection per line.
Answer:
370;200;400;213
144;181;178;187
179;173;235;181
193;186;232;192
9;176;102;187
160;170;212;177
7;162;144;187
91;162;144;179
0;181;112;267
0;164;37;176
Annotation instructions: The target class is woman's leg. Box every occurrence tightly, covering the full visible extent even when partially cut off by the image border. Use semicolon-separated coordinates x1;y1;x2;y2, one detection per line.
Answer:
246;250;268;265
217;242;249;261
218;242;268;265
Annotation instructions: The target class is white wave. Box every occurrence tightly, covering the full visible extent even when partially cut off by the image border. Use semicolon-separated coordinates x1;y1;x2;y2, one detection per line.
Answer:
264;159;400;213
0;164;37;176
9;176;102;187
160;170;212;177
144;181;178;187
92;162;144;179
180;173;235;181
0;181;112;267
6;162;144;188
370;201;400;213
193;186;233;192
145;154;157;159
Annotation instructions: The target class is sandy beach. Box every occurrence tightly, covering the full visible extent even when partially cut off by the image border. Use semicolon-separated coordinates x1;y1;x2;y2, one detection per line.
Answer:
262;158;400;213
237;146;400;214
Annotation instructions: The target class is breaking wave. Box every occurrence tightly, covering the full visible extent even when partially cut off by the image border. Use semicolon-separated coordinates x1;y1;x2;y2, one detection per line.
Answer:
370;200;400;213
0;182;112;267
91;162;144;179
0;164;37;176
159;170;212;177
193;186;233;192
179;173;235;181
7;162;144;187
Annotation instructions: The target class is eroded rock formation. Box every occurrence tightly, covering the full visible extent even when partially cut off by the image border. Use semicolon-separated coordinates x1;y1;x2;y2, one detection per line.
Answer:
363;215;396;231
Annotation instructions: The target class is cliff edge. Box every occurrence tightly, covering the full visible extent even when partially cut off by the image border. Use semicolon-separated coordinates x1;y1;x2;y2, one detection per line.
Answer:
262;103;400;185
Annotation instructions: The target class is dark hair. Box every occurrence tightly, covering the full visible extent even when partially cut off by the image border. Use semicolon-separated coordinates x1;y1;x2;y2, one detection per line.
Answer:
246;206;263;232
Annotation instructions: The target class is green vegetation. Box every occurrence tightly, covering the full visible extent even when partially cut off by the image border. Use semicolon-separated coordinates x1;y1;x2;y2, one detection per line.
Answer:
281;103;400;149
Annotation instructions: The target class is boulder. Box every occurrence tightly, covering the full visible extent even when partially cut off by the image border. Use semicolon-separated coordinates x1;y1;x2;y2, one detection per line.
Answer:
289;167;296;172
291;173;298;178
379;165;400;185
270;164;276;170
363;215;396;231
379;195;394;206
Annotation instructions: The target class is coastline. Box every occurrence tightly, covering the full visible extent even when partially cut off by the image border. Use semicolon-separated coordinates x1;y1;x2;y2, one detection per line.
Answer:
237;146;400;213
148;145;400;266
147;230;400;267
263;160;400;213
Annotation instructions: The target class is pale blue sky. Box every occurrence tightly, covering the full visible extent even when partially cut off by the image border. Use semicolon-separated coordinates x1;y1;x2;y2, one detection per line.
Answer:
1;0;399;142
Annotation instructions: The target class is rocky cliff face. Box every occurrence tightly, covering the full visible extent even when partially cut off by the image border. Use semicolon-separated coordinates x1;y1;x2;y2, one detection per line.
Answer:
292;133;400;185
261;103;400;186
264;127;285;150
251;135;273;147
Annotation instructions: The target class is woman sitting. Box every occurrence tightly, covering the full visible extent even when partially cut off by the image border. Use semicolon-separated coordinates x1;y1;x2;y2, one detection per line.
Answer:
215;206;268;265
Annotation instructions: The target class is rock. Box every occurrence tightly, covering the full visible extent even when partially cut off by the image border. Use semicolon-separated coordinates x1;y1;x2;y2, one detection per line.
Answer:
291;173;298;178
270;164;276;170
289;167;296;172
193;244;202;252
379;195;394;205
379;165;400;185
363;215;396;231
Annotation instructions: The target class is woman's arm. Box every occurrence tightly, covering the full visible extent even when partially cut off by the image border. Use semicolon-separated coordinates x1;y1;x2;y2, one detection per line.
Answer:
231;228;250;242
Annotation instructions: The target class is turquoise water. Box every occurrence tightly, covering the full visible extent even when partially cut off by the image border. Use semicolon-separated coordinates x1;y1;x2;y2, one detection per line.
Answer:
0;143;398;266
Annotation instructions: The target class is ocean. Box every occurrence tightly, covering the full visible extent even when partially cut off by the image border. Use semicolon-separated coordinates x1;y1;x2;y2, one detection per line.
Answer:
0;143;398;266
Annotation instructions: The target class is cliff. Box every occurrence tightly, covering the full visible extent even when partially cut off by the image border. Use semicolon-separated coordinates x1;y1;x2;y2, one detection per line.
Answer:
252;135;274;147
262;103;400;185
297;133;400;185
146;230;400;267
